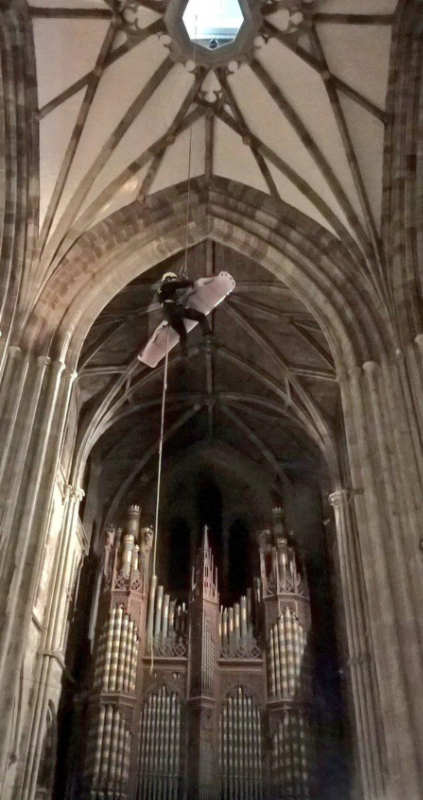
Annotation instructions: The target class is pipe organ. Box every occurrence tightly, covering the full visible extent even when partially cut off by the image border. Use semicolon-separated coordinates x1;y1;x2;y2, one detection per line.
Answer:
83;506;315;799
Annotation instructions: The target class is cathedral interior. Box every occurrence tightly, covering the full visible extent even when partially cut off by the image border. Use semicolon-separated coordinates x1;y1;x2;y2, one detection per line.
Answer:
1;0;423;799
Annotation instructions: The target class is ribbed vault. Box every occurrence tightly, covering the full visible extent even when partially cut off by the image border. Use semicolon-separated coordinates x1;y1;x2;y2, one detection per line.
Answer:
27;0;397;310
19;174;398;525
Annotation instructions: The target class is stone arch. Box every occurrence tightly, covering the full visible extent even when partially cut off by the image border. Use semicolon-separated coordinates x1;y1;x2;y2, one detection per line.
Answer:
34;702;57;800
21;177;392;372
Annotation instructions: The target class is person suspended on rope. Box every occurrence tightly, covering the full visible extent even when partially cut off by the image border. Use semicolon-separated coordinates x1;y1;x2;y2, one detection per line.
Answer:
138;270;235;368
158;271;211;355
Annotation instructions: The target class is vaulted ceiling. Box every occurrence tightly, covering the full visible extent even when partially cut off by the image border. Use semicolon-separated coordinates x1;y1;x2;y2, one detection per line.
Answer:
29;0;399;523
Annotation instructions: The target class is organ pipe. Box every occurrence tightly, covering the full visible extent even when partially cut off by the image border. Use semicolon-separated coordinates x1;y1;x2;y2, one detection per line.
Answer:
121;615;130;692
139;687;182;799
122;532;135;578
147;574;157;652
267;609;310;702
162;593;169;642
154;585;163;640
220;689;263;800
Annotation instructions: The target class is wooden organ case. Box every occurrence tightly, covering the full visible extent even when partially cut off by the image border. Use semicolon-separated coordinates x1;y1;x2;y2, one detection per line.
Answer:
83;506;315;799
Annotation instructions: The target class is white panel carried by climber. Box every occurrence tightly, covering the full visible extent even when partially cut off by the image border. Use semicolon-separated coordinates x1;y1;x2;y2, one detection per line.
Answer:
138;271;236;368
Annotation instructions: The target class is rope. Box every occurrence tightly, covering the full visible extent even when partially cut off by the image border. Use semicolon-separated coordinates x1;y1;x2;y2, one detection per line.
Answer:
183;122;194;277
149;327;169;673
181;17;198;278
148;18;198;672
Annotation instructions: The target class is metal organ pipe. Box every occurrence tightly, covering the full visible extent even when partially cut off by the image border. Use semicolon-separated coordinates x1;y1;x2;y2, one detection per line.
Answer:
100;705;112;791
108;707;119;792
155;585;163;640
234;603;240;648
287;609;295;697
109;605;122;692
220;691;263;800
281;613;288;697
169;692;175;799
246;588;252;635
94;625;106;691
273;620;284;697
92;705;105;788
117;611;128;692
168;598;175;633
162;593;169;643
147;574;157;652
228;607;234;651
240;596;247;639
128;618;136;693
124;729;131;791
132;542;140;572
139;688;181;799
131;624;139;693
124;617;132;693
118;715;126;796
122;532;134;578
102;607;114;690
249;697;254;800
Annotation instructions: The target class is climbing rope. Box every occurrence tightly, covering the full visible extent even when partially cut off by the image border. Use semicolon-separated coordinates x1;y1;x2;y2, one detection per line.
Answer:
182;118;194;278
149;327;169;673
180;15;198;279
149;25;198;671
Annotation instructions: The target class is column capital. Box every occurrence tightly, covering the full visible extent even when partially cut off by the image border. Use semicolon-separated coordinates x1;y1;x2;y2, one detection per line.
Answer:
329;487;364;508
36;355;51;368
8;344;22;359
362;359;379;375
328;489;350;508
65;484;85;502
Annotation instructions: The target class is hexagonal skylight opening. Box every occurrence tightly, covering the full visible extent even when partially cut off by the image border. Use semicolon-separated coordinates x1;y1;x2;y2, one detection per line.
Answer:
182;0;244;51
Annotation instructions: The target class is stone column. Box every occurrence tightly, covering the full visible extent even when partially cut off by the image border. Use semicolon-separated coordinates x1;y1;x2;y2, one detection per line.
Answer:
19;485;85;800
340;351;423;799
0;346;76;793
329;489;385;799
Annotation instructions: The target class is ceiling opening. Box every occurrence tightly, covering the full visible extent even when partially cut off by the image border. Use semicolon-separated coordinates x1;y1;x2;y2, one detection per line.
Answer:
182;0;244;49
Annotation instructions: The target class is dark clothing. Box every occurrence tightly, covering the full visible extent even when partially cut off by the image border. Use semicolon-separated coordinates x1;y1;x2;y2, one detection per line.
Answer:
158;278;211;349
157;278;193;305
